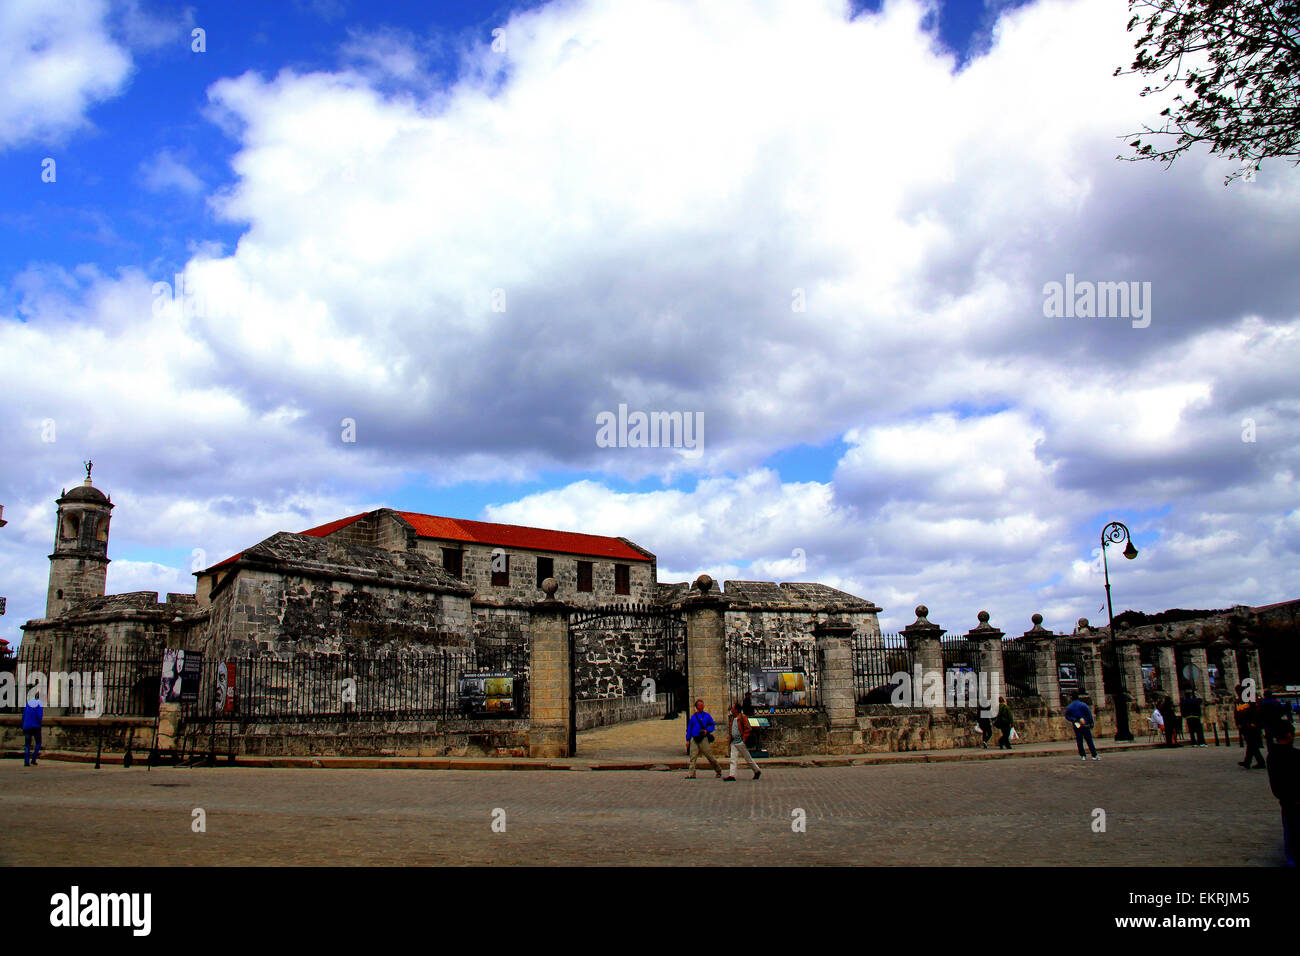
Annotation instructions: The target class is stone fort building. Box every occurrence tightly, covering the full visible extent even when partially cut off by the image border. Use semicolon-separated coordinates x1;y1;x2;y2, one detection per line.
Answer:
21;471;882;663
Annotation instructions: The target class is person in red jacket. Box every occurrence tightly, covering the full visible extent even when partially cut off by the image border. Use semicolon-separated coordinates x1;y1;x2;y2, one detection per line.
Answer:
724;702;762;781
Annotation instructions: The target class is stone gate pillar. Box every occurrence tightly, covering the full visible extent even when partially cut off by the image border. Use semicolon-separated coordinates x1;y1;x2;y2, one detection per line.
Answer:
528;579;573;758
813;619;858;754
1185;645;1212;703
1215;639;1241;698
154;616;187;752
901;605;945;716
964;611;1004;715
1073;619;1106;708
1021;614;1061;714
685;575;730;756
43;632;73;717
1241;641;1263;691
1113;629;1147;711
1156;640;1179;700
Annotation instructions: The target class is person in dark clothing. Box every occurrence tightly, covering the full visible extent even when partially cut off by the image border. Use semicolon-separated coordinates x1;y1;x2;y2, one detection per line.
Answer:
1265;723;1299;867
973;707;992;749
1158;696;1181;747
1234;684;1247;745
1064;693;1099;760
1260;690;1287;744
1181;689;1206;747
22;690;43;766
741;692;756;717
994;697;1013;750
1240;699;1267;769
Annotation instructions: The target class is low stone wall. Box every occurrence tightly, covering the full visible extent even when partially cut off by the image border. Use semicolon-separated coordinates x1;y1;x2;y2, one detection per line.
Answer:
0;714;528;759
576;693;667;731
854;697;1237;752
191;719;530;758
0;716;154;754
745;711;828;756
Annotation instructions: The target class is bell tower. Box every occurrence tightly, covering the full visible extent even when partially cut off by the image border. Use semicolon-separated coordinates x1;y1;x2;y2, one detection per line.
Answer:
46;461;113;618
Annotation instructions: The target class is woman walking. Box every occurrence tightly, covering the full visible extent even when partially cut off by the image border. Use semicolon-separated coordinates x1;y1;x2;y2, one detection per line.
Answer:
994;696;1014;750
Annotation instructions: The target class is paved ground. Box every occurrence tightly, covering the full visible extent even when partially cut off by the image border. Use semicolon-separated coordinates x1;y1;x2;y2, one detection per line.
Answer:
0;745;1283;866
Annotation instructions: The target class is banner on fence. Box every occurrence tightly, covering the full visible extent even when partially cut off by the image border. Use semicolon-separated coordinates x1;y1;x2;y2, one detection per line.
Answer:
458;671;515;715
215;661;237;713
1058;661;1080;696
160;648;203;704
748;667;808;708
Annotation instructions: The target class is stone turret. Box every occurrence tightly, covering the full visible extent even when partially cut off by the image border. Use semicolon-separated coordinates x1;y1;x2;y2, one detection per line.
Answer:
45;462;113;618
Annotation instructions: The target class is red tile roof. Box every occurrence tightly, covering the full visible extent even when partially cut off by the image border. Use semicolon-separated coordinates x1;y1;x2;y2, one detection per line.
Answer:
199;509;650;574
392;512;651;562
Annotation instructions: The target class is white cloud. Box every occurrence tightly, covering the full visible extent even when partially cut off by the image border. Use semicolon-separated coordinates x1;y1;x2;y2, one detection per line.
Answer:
3;0;1299;644
140;149;204;194
0;0;133;148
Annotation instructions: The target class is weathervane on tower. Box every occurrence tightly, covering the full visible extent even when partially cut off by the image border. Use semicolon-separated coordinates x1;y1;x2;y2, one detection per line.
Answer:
84;459;93;483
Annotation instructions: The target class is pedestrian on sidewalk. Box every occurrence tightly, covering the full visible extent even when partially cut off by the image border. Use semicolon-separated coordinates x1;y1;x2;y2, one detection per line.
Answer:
723;703;762;781
22;690;43;766
1234;684;1248;745
1261;690;1287;745
1064;692;1099;760
1158;696;1181;747
1265;722;1299;867
684;699;723;779
1182;689;1206;747
972;706;992;749
1240;698;1267;769
994;697;1014;750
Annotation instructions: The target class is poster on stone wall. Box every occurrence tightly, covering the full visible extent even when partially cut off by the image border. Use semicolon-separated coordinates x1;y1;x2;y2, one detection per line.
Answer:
159;648;203;704
748;667;807;709
458;671;515;715
216;661;237;713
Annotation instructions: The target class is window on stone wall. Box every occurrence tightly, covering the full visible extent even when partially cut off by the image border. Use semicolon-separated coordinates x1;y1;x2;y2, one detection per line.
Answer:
61;513;80;540
614;563;631;595
536;556;554;588
577;561;593;592
441;547;463;579
491;553;510;587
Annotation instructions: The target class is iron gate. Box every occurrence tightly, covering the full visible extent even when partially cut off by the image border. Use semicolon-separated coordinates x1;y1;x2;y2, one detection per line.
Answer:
569;604;687;754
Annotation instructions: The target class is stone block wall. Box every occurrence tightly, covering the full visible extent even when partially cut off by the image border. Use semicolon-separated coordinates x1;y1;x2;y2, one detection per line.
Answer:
190;718;530;758
415;539;655;607
205;569;474;657
575;693;667;730
725;608;880;646
574;623;675;700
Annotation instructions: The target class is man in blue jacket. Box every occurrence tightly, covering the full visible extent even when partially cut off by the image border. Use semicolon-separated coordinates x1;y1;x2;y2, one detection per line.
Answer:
22;690;43;767
684;699;723;779
1064;692;1099;761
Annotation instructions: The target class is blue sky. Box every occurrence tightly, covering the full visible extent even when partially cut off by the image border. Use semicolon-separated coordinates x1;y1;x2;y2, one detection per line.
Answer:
1;0;1297;645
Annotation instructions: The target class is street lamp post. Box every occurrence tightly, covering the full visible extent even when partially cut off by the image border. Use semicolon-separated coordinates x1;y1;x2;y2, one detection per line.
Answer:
1101;520;1139;741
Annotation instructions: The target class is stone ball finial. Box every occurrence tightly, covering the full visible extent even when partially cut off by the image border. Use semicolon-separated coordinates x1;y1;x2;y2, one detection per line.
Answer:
977;610;990;624
694;574;713;594
915;605;929;619
541;577;558;598
1078;617;1089;630
1031;612;1043;626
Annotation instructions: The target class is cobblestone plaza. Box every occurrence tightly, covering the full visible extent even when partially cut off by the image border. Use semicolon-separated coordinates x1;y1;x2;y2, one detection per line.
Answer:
0;746;1281;867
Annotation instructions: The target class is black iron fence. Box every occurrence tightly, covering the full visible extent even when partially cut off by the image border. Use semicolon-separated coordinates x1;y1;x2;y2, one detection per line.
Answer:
851;632;913;704
1000;640;1038;698
727;639;822;712
1;647;51;714
66;649;163;716
183;645;530;722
